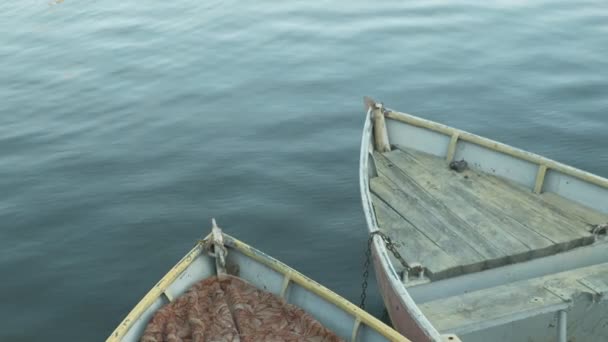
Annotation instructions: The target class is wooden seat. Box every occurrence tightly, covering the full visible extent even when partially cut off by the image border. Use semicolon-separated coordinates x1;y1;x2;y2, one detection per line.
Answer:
418;262;608;335
370;146;607;280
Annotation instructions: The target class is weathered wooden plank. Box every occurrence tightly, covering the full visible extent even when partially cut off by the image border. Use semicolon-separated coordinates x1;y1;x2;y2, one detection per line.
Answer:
410;146;593;238
420;262;608;334
479;168;594;237
487;173;607;230
420;277;565;334
372;194;462;279
374;152;529;261
373;107;391;153
541;192;608;226
383;149;554;249
391;147;592;247
370;177;486;274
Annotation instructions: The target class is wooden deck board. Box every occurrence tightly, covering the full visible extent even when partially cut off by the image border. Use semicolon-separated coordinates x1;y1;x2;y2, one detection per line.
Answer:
372;194;461;278
392;147;593;245
369;145;599;279
481;169;598;235
374;162;507;263
419;262;608;334
383;149;572;251
370;177;486;273
541;192;608;227
375;152;531;259
394;147;592;243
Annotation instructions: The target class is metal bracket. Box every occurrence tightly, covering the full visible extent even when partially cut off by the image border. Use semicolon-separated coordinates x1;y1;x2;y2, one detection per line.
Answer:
591;223;608;242
578;278;608;302
400;263;430;288
401;262;426;282
544;284;572;303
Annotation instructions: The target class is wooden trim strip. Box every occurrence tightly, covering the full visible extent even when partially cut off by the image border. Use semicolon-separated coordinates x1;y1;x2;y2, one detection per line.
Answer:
446;132;460;162
162;291;174;302
373;107;391;153
386;110;608;190
351;318;361;342
280;272;291;298
534;165;548;194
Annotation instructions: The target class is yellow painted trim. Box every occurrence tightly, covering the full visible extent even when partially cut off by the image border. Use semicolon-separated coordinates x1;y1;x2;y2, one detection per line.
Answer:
351;317;362;342
534;165;548;194
107;234;411;342
446;132;460;162
386;110;608;190
107;240;206;341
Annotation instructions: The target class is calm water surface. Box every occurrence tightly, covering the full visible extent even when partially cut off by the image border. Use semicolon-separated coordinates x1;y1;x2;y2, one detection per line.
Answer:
1;1;607;340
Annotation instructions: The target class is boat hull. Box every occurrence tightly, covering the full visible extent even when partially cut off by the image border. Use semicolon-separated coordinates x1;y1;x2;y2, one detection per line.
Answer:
107;231;409;342
359;106;445;342
371;242;436;342
359;98;608;342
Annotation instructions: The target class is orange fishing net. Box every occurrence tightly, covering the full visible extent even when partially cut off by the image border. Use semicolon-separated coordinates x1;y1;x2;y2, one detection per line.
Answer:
140;275;345;342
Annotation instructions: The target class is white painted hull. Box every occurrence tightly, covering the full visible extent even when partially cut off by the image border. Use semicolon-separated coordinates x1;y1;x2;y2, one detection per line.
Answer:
108;228;409;342
359;106;447;342
359;99;608;342
371;242;438;342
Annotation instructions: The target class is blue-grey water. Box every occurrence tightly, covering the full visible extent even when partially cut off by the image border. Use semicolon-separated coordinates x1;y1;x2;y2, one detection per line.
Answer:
1;1;607;340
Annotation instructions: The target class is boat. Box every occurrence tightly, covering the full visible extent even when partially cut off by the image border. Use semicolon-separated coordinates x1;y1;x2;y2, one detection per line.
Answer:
107;219;410;342
359;97;608;342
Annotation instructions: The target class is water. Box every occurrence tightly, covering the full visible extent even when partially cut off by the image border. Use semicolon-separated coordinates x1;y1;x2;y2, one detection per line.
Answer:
1;1;607;340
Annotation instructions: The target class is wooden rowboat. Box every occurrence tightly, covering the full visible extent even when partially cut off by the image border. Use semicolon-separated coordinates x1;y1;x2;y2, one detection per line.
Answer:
359;97;608;342
107;219;409;342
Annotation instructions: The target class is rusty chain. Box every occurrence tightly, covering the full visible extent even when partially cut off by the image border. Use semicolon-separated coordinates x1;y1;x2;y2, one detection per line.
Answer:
360;230;412;309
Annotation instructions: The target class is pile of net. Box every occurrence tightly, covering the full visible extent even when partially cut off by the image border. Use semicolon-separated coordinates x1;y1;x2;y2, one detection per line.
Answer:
140;274;345;342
